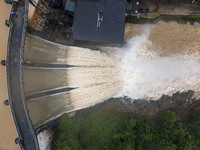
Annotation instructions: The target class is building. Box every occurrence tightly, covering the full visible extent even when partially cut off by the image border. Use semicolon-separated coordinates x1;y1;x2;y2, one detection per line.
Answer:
73;0;127;44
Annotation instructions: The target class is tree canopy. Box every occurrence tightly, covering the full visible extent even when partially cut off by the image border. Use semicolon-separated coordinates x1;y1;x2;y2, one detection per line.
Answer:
52;108;200;150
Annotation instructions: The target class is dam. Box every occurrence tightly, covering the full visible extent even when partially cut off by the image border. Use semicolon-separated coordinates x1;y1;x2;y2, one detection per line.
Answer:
23;34;123;127
24;22;200;128
3;0;200;149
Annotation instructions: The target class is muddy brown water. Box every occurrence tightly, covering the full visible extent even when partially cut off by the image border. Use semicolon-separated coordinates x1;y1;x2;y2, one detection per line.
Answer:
125;21;200;57
0;2;19;150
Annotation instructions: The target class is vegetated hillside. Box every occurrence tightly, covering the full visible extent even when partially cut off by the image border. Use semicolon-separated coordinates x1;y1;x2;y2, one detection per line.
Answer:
52;92;200;150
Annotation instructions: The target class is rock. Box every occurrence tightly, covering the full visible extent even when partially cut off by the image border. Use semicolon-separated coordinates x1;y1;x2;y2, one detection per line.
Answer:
194;22;199;26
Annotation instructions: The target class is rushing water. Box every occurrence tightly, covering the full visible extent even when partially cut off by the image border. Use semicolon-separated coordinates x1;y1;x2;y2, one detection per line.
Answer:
66;22;200;108
24;21;200;126
118;28;200;100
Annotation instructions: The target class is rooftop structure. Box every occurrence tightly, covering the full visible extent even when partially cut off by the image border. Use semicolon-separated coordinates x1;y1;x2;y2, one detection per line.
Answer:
73;0;127;44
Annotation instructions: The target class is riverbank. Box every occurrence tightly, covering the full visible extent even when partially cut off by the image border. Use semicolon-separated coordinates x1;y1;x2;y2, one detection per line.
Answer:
0;2;19;150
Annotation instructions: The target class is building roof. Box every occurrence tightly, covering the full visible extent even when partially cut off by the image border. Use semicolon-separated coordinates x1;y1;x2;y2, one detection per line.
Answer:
73;0;126;44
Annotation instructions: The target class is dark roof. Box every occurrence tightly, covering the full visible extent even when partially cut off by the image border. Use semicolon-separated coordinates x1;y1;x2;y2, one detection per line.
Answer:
73;0;126;44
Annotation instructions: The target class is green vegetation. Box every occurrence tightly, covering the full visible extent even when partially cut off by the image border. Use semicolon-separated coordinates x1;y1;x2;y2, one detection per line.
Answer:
52;106;200;150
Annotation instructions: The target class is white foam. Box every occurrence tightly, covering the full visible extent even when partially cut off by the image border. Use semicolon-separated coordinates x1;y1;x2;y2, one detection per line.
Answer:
118;27;200;100
37;129;53;150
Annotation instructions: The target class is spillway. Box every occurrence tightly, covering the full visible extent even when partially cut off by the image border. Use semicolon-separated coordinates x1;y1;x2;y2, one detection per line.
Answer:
23;34;123;127
23;22;200;128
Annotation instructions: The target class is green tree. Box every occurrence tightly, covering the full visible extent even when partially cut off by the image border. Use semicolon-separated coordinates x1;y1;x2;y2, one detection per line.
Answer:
193;106;200;120
52;114;81;150
160;110;177;128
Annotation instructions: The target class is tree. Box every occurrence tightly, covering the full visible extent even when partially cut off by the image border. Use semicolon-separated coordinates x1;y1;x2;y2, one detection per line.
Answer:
193;106;200;120
160;110;177;128
52;109;200;150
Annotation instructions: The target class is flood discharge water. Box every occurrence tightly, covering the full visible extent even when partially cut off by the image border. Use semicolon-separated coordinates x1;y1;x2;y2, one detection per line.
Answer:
24;21;200;126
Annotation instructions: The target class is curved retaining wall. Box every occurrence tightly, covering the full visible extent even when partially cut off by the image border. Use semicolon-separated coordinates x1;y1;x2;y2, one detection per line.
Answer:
6;0;39;149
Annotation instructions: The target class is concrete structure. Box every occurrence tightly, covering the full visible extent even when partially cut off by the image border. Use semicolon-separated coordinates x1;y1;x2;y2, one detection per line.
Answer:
5;0;39;149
